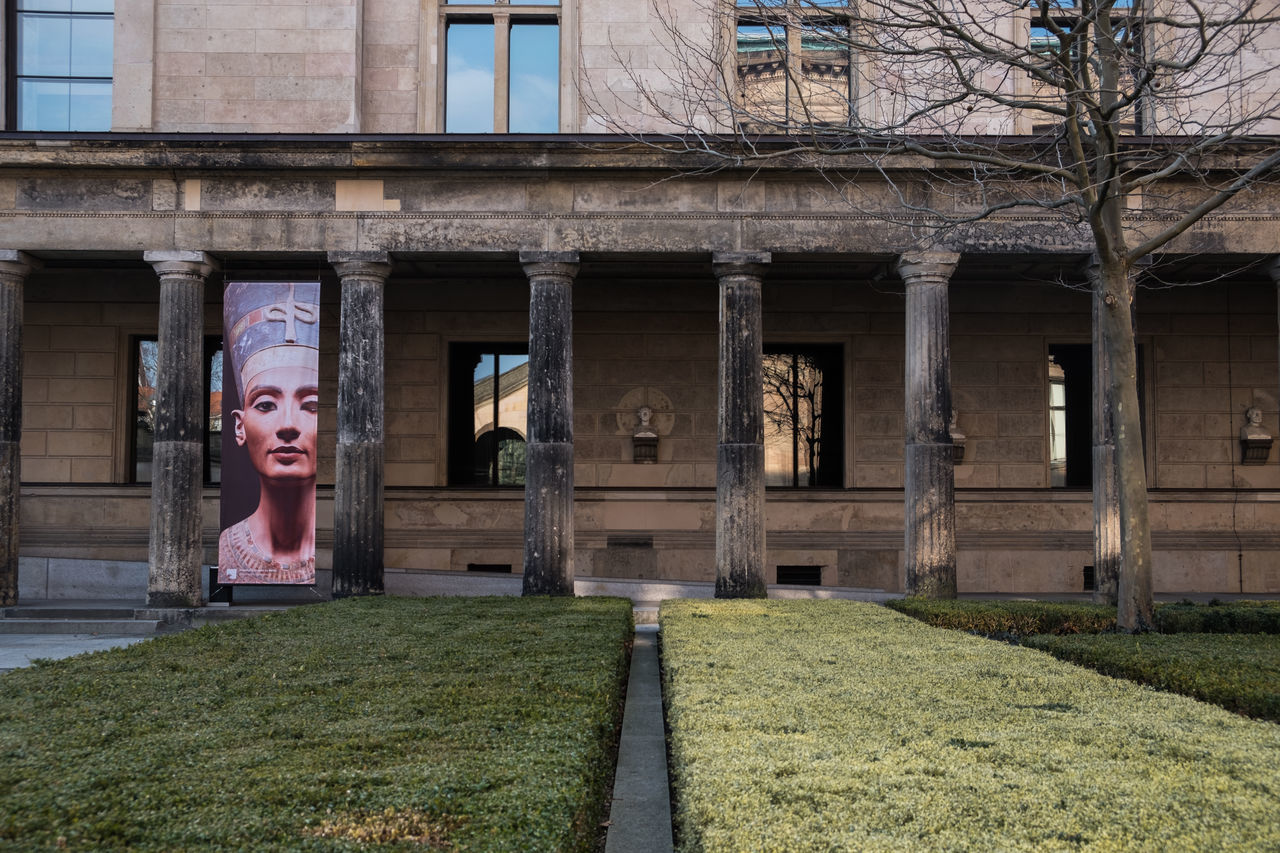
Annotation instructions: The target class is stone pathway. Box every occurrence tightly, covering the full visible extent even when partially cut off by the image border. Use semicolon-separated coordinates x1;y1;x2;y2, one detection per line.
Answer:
605;624;674;853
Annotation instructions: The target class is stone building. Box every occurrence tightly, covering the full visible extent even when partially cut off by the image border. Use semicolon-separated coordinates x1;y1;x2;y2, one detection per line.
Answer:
2;0;1280;605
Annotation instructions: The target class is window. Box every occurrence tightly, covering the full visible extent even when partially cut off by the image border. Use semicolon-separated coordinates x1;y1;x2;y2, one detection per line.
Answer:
447;343;530;486
442;0;560;133
734;0;853;129
763;344;842;487
132;336;223;485
1047;342;1145;489
8;0;113;131
1028;0;1144;134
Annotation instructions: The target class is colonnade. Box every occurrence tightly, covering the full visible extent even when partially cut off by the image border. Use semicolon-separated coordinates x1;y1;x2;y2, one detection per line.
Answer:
0;246;984;606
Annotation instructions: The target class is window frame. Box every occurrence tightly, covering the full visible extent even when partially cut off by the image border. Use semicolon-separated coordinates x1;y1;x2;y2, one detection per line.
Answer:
129;334;224;487
5;0;114;131
729;0;856;130
421;0;575;133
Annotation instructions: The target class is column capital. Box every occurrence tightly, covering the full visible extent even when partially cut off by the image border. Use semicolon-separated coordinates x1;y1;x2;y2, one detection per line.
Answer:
0;251;41;280
144;250;219;280
329;251;393;282
712;251;771;280
521;251;580;282
897;250;960;285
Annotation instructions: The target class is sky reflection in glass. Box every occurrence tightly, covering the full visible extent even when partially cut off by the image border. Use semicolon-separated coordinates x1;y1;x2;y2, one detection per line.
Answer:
446;22;496;132
509;23;559;132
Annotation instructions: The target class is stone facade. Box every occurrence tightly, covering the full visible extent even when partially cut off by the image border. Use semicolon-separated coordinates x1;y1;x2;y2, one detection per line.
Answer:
3;2;1280;601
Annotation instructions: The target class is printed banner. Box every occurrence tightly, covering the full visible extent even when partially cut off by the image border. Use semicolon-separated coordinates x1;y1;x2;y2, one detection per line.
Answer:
218;282;321;585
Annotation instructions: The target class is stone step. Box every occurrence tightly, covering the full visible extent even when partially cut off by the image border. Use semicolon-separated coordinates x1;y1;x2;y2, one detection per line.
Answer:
0;618;164;635
2;607;140;621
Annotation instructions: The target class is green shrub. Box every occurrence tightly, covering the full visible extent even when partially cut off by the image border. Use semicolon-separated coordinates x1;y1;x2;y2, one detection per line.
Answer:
662;599;1280;852
0;596;633;852
1153;600;1280;634
1022;632;1280;722
885;597;1116;636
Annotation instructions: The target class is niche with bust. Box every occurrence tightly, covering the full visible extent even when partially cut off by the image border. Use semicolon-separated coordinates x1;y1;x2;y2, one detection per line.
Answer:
1240;406;1273;465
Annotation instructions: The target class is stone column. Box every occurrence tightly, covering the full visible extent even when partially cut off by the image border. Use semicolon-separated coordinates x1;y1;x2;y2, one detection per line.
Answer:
713;252;769;599
1090;269;1120;604
329;252;393;597
0;252;40;606
143;251;218;608
520;251;579;596
898;250;960;599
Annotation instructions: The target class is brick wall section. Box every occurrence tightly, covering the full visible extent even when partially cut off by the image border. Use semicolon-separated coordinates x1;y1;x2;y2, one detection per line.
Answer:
1149;283;1280;490
362;0;419;132
21;304;119;483
152;0;359;133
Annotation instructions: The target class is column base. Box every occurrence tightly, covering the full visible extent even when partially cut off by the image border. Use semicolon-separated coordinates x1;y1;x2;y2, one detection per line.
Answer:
715;442;766;599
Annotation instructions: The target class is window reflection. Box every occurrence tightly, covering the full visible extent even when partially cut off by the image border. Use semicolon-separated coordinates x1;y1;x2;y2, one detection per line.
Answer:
509;23;559;132
446;22;496;132
763;349;841;487
15;0;113;131
472;352;529;486
134;337;222;484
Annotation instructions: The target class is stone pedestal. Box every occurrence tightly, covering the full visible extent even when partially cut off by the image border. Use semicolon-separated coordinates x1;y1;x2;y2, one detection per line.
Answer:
143;250;218;608
520;251;579;596
713;252;769;599
330;253;393;597
898;250;959;599
0;252;40;606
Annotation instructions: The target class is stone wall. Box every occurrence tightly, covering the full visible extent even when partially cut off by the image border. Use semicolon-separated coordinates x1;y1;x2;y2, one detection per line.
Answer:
148;0;361;132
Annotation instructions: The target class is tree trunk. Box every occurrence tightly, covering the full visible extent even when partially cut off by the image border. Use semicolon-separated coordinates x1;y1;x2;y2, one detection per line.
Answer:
1096;257;1154;632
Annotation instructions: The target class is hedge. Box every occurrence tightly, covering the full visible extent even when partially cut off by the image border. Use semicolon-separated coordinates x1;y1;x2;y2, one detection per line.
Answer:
1153;600;1280;634
885;598;1116;636
0;596;633;852
1022;632;1280;722
662;599;1280;852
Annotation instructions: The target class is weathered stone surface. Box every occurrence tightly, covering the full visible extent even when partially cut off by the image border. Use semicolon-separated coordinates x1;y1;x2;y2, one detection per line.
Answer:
713;252;768;598
0;252;37;606
331;252;392;596
899;250;959;598
143;251;216;608
520;251;579;596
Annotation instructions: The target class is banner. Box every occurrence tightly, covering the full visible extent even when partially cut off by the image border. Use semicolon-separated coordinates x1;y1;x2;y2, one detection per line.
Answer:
218;282;321;585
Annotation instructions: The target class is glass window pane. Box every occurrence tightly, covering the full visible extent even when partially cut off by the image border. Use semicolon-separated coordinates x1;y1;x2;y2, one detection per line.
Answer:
444;0;495;3
18;14;72;77
446;22;495;133
496;354;529;486
737;24;786;119
18;79;71;131
208;347;223;485
795;355;823;487
72;0;114;11
68;80;112;130
70;14;113;77
798;25;850;125
18;1;74;11
509;23;559;133
135;340;158;483
763;353;796;487
472;353;497;482
511;0;558;4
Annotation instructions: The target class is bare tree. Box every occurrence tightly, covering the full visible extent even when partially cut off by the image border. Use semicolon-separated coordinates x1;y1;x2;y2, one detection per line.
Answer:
763;352;825;486
593;0;1280;629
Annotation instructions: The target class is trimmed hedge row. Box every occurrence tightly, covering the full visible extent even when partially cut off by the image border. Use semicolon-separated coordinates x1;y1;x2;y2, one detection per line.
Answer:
887;597;1280;636
662;599;1280;852
884;597;1116;636
1023;632;1280;722
1153;600;1280;634
0;596;633;852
